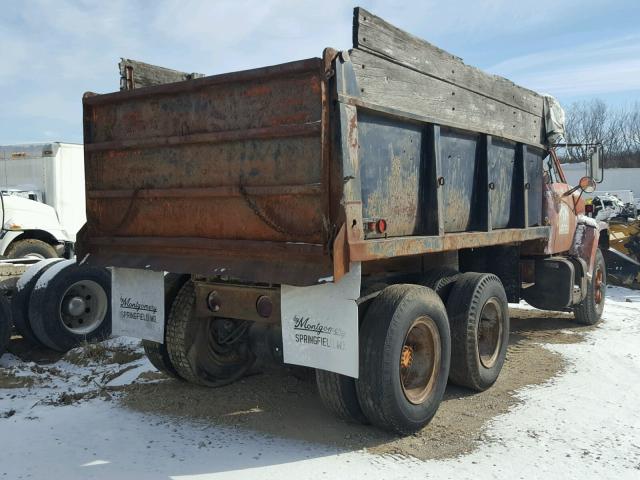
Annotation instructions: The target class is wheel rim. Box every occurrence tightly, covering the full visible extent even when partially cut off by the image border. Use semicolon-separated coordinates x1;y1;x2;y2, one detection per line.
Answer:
25;253;46;260
399;316;441;405
59;280;108;335
477;297;503;369
594;268;604;305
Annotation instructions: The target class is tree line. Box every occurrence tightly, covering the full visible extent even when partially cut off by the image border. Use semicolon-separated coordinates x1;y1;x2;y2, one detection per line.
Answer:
562;99;640;168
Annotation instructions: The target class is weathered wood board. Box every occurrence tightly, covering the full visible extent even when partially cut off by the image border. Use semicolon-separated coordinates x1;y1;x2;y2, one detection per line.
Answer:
119;58;205;91
350;50;545;146
351;7;546;147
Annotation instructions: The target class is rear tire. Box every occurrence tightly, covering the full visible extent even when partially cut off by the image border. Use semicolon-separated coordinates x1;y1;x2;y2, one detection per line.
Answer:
5;239;58;259
0;295;11;356
29;260;112;352
355;284;450;434
142;273;189;379
446;272;509;391
422;267;460;302
573;249;606;326
316;369;368;424
11;258;64;346
165;281;255;387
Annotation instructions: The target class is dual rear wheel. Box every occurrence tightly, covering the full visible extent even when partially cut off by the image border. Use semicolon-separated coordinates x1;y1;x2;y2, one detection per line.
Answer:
151;279;256;385
12;259;112;352
148;272;509;435
316;273;509;434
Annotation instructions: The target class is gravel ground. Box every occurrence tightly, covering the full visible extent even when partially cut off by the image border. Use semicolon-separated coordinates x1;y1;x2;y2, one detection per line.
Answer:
122;307;585;460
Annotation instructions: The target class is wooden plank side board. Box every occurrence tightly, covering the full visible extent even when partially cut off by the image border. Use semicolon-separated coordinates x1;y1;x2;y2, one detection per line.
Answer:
350;50;544;146
353;7;544;118
119;58;205;91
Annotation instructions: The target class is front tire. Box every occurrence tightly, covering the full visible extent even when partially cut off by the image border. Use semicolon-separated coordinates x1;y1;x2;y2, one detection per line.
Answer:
355;284;450;434
573;249;606;325
5;239;58;259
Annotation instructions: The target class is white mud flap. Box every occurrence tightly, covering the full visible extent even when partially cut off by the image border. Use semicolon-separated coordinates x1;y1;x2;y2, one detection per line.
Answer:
280;262;361;378
111;268;165;342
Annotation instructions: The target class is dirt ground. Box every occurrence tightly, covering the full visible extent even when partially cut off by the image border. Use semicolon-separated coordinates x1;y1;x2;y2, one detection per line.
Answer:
120;307;595;460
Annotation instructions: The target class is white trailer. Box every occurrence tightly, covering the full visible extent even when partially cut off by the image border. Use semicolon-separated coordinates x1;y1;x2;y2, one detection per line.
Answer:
0;142;86;259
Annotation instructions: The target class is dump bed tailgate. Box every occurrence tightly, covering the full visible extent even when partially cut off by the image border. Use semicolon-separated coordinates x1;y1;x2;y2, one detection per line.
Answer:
80;58;333;286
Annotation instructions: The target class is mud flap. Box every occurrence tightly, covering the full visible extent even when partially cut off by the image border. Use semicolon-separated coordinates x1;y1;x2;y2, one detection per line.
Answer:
280;263;361;378
111;268;165;342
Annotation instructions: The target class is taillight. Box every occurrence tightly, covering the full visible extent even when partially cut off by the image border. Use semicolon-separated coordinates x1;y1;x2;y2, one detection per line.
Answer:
364;218;388;234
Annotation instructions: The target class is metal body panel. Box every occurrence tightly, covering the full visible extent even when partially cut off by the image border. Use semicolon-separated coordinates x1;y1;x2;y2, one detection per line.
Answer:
543;183;578;255
488;138;516;229
358;113;423;237
439;128;480;232
525;147;544;226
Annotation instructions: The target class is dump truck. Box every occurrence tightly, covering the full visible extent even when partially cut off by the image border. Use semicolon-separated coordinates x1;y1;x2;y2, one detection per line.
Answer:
77;7;608;434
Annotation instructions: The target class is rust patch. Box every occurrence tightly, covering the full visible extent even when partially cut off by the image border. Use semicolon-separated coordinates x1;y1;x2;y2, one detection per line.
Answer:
244;84;272;97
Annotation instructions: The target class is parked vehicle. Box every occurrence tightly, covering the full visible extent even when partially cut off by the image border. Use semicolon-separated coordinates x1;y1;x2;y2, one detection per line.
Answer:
77;8;608;434
0;142;86;259
0;257;112;354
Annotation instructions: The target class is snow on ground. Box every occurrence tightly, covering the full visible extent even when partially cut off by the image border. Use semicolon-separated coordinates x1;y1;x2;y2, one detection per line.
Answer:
1;287;640;479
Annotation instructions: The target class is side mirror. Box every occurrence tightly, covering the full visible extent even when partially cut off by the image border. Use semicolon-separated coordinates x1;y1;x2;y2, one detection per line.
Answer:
587;145;604;183
579;176;596;193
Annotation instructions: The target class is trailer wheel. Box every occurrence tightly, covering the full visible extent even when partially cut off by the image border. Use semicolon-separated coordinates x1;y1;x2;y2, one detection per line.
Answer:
316;370;369;424
11;258;64;346
422;267;460;302
142;273;189;379
446;273;509;391
0;295;11;356
573;249;606;325
165;281;255;387
355;284;450;434
5;239;58;259
28;260;111;352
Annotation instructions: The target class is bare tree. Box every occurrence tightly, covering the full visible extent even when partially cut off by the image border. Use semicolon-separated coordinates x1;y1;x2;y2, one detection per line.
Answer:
563;100;640;168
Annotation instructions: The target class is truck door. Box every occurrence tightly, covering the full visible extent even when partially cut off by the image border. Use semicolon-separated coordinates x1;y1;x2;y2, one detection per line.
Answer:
543;151;579;254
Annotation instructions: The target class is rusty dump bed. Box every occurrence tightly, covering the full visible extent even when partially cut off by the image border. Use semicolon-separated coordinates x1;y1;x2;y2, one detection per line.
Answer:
80;8;551;286
81;58;332;285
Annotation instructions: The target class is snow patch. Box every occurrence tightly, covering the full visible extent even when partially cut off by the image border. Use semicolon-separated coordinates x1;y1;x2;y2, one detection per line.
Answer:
15;258;61;291
577;214;599;228
32;258;74;291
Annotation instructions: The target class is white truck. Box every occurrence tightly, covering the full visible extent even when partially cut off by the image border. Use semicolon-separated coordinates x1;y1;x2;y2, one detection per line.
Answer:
0;142;86;259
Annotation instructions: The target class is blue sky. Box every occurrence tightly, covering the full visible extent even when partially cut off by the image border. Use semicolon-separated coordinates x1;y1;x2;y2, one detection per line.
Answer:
1;0;639;144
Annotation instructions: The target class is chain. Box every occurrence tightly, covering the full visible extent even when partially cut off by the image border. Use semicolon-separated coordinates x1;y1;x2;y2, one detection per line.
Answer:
238;181;322;238
95;188;142;235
